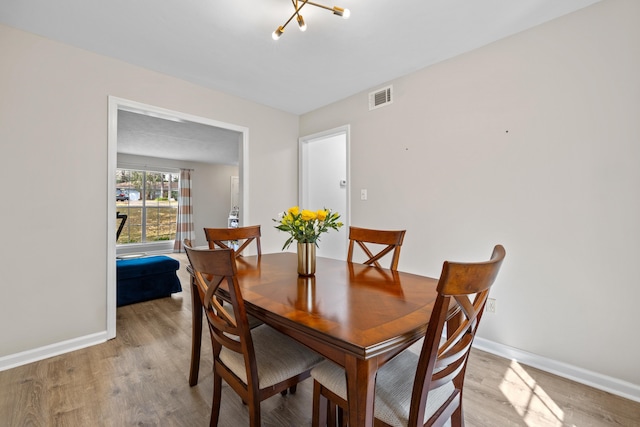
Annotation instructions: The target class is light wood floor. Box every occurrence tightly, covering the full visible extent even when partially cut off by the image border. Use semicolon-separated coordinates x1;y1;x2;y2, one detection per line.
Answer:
1;253;638;426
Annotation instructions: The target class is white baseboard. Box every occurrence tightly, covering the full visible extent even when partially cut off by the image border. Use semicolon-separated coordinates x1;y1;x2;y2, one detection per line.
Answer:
0;332;108;372
473;337;640;403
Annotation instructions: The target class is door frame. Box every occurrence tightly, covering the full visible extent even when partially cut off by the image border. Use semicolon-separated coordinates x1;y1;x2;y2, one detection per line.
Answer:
299;125;351;258
107;96;249;339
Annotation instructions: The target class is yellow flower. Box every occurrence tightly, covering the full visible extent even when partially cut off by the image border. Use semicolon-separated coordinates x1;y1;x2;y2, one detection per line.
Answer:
282;213;293;224
273;206;343;250
288;206;300;216
301;209;316;221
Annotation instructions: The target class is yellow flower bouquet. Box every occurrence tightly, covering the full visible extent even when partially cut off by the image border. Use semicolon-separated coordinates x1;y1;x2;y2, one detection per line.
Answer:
273;206;343;250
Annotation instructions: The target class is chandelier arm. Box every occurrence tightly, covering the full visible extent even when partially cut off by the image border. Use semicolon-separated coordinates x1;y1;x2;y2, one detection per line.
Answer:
291;0;308;13
281;0;309;31
305;1;333;12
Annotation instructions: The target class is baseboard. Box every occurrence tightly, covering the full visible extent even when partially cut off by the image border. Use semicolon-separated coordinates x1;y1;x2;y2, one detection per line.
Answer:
473;337;640;403
0;331;108;372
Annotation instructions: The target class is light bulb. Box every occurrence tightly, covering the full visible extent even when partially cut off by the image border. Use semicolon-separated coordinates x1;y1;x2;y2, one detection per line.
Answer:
297;15;307;31
333;6;350;18
272;26;284;40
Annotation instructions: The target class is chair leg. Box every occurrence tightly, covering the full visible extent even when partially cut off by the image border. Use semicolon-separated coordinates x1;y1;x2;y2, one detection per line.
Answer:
189;277;203;387
451;402;464;427
210;373;222;427
280;384;297;396
328;401;337;427
313;380;328;427
248;397;261;427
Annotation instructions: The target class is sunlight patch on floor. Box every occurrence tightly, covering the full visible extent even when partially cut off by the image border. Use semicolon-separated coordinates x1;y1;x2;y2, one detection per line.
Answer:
500;359;573;427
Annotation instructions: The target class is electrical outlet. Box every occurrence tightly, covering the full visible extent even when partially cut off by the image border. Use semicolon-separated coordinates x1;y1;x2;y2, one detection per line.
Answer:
486;298;496;313
360;189;367;200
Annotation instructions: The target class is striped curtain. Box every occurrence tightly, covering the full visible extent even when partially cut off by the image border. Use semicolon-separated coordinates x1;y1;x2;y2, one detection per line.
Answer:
173;168;195;252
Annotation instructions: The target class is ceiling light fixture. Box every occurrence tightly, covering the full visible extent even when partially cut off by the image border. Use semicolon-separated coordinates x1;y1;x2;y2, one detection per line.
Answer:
272;0;350;40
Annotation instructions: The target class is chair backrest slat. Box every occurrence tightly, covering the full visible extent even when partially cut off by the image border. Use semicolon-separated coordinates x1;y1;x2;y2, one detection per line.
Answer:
204;225;262;257
347;226;406;270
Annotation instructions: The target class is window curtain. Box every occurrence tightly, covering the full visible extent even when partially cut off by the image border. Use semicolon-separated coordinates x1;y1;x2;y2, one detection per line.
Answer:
173;168;195;252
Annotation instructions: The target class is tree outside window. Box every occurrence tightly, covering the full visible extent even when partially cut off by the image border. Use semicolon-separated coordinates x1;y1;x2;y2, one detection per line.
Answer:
116;169;179;244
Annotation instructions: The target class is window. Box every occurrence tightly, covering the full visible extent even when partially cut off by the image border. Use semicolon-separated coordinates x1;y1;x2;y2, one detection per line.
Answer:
116;169;179;245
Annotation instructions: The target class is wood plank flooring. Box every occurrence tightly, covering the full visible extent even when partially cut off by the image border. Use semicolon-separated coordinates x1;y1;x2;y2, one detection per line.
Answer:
1;253;638;426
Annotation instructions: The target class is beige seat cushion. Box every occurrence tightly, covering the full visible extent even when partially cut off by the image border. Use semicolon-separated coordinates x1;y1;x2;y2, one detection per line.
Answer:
311;350;455;426
220;324;323;389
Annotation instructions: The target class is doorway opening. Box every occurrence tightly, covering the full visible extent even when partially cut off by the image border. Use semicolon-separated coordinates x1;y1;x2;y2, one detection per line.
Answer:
107;96;249;339
299;125;350;260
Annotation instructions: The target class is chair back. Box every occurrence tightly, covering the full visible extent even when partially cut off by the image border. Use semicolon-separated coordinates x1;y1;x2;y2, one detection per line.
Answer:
203;225;262;257
182;243;259;383
347;226;406;270
408;245;506;426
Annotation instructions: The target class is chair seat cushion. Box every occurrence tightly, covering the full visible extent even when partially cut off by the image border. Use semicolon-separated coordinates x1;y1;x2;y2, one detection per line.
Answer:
220;324;323;389
311;350;455;426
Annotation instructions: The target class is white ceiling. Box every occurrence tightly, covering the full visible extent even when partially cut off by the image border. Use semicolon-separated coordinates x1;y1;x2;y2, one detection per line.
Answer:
117;109;242;165
1;0;600;163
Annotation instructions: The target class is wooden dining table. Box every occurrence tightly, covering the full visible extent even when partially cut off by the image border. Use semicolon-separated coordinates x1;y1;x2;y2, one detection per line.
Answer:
188;252;441;427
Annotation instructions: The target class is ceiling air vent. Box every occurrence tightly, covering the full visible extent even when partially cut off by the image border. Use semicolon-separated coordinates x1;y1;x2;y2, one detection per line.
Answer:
369;85;393;111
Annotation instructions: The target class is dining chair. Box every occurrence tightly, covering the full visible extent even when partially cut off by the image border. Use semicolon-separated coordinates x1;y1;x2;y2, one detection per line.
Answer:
347;226;406;270
203;226;264;328
311;245;506;427
201;225;259;321
183;243;324;427
203;225;262;257
184;238;262;389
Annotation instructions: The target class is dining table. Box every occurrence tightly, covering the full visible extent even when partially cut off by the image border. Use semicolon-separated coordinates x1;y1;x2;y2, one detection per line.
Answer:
187;252;442;427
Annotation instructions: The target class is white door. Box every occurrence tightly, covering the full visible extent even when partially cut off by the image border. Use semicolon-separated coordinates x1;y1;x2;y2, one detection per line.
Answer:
299;126;349;260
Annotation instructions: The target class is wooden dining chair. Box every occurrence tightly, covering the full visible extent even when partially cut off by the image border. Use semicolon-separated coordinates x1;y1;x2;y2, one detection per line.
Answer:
203;225;262;257
183;244;323;427
202;227;264;322
311;245;506;427
184;238;262;389
347;226;406;270
203;225;265;329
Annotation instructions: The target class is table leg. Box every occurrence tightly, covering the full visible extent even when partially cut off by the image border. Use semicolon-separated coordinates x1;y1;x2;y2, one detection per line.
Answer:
189;273;203;386
345;355;378;427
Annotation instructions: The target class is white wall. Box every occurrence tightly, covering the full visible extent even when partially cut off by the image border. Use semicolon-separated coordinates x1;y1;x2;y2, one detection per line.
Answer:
301;0;640;391
0;23;299;361
191;164;241;242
